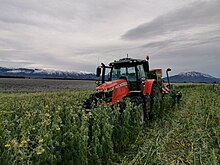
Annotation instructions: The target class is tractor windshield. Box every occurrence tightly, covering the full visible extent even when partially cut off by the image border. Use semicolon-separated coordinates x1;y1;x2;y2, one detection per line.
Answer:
112;66;136;81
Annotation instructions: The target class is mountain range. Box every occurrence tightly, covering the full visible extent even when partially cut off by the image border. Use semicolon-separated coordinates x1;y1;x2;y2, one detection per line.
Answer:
0;67;96;80
163;71;220;83
0;67;219;83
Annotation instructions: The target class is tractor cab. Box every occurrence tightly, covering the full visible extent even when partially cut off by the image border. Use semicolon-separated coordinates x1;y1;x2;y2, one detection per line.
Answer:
110;58;149;91
96;57;149;92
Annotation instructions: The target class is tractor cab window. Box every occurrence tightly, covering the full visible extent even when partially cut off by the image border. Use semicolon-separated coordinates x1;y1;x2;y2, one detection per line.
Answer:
137;64;146;80
98;67;111;82
127;67;136;81
111;66;136;81
105;67;111;81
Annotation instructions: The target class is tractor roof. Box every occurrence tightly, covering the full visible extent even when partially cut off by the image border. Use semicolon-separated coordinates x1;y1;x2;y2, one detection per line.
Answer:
109;58;145;66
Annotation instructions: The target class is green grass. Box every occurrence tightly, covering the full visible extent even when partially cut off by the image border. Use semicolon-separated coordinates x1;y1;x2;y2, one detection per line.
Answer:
123;85;220;164
0;85;219;164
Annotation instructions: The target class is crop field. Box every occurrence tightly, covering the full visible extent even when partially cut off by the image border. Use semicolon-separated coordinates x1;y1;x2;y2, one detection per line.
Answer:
0;84;219;164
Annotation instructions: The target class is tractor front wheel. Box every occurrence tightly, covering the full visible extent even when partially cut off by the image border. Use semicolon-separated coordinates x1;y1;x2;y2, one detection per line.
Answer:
130;96;145;125
144;95;151;123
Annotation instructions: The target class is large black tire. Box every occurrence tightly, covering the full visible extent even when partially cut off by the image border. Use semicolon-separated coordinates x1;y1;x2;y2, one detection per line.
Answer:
151;84;160;98
149;83;160;118
130;96;145;125
143;95;151;123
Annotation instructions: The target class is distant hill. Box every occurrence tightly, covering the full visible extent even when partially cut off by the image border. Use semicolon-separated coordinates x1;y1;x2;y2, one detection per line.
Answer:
1;68;219;83
163;71;220;83
0;67;96;80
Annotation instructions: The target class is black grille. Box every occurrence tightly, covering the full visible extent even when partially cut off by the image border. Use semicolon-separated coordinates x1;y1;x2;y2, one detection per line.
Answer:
95;91;113;103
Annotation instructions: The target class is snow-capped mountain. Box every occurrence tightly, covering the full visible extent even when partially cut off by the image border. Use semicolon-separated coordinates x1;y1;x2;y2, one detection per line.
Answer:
0;67;96;80
178;71;215;78
163;71;220;83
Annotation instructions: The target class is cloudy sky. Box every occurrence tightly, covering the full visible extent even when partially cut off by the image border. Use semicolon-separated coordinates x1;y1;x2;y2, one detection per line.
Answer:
0;0;220;77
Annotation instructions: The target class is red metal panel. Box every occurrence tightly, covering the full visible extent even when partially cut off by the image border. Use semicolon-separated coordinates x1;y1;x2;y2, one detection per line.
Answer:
96;79;126;91
143;79;155;95
112;82;129;103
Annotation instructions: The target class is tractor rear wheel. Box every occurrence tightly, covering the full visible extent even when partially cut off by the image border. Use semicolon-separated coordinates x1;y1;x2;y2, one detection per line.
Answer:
151;83;160;98
149;83;160;118
144;95;151;123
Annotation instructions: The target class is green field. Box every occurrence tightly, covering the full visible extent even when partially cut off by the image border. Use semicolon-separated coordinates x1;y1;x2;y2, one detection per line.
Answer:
0;84;219;164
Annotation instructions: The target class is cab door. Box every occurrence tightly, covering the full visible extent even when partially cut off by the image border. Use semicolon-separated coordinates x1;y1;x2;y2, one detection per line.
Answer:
136;64;146;91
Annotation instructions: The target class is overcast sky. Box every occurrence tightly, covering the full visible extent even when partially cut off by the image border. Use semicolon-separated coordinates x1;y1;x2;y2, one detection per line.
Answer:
0;0;219;77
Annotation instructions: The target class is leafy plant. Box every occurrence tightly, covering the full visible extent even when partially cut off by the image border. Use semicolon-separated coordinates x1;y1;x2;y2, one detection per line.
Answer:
1;84;219;164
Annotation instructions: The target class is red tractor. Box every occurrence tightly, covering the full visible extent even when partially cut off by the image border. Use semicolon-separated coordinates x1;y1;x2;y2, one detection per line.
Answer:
83;56;180;123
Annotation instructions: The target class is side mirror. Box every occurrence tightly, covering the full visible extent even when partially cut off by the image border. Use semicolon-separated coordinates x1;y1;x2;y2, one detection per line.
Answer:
166;68;172;87
96;67;101;77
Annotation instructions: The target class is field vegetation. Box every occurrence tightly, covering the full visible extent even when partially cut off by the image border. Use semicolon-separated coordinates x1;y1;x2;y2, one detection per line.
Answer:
0;84;219;164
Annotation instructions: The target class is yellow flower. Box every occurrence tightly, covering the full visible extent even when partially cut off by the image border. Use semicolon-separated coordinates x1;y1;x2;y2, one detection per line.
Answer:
21;139;28;144
32;111;37;115
44;113;50;117
57;106;61;111
36;147;45;155
25;112;31;117
19;139;28;148
4;144;11;148
45;105;49;109
11;139;16;144
38;139;44;143
10;139;18;147
45;119;51;126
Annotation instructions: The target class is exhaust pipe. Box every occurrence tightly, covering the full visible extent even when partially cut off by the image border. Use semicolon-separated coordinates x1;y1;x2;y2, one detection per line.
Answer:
166;68;171;88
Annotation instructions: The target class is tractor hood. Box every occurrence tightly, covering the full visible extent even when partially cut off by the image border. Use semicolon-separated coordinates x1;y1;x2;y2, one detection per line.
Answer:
96;79;127;92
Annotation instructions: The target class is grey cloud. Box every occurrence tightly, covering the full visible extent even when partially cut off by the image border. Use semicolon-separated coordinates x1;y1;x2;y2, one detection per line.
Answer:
141;39;179;49
122;0;220;40
0;0;77;21
0;0;219;77
0;0;79;33
0;59;34;68
140;30;220;51
0;0;130;30
143;43;219;78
